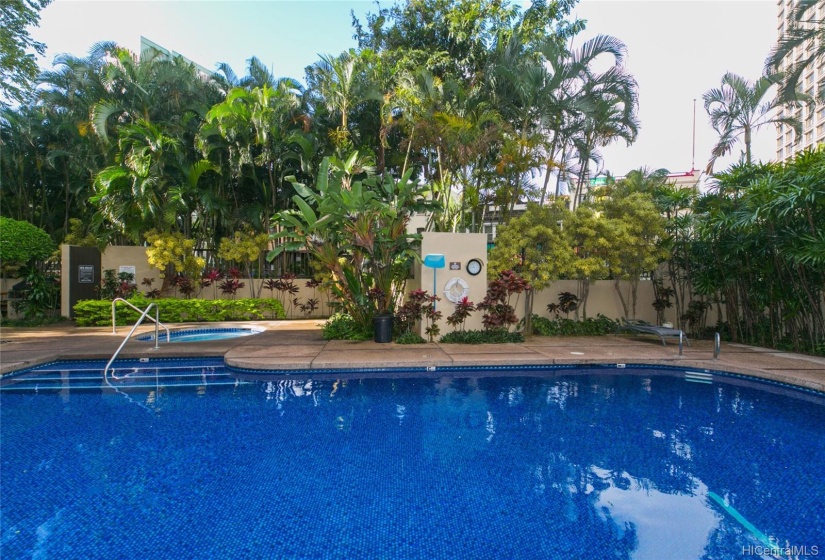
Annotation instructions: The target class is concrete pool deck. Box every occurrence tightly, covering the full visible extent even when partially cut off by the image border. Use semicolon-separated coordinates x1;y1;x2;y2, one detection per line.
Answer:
1;320;824;392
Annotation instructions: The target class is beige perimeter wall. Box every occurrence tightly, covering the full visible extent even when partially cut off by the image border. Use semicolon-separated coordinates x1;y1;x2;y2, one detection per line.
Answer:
62;241;692;328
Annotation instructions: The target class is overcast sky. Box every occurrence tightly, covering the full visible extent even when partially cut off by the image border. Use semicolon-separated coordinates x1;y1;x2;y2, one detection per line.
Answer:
32;0;778;178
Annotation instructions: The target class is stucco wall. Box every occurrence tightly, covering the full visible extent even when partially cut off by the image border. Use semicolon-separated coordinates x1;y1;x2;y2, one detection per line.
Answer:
417;232;489;336
61;244;330;319
62;242;716;328
101;246;160;291
531;280;659;324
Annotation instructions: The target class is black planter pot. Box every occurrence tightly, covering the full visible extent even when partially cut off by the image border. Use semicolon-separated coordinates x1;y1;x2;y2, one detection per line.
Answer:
373;314;393;343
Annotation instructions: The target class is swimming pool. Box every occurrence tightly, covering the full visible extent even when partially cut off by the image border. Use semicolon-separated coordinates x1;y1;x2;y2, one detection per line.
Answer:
1;360;823;559
135;326;264;343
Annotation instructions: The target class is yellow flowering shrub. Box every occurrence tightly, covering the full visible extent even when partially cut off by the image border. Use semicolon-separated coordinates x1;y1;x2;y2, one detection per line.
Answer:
144;230;205;278
217;228;269;265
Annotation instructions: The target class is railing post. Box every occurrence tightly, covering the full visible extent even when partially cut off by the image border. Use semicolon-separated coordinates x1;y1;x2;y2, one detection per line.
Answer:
714;332;721;360
679;331;683;356
153;304;160;350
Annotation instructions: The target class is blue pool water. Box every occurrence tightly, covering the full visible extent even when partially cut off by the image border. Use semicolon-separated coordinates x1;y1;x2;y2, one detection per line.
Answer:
135;327;263;343
1;360;823;559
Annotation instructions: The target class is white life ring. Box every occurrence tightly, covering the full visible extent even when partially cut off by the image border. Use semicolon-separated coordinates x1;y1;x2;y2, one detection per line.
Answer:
443;277;470;303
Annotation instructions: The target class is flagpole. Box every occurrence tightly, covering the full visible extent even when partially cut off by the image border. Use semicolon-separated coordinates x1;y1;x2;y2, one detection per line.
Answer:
692;98;696;172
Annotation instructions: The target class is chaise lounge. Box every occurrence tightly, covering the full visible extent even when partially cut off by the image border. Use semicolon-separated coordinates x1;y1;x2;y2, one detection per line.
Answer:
615;318;690;347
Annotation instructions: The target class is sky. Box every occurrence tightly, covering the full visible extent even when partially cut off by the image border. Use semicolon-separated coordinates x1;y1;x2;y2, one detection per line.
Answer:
31;0;778;178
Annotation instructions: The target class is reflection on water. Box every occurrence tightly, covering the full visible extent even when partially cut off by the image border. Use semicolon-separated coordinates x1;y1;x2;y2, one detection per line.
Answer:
1;371;823;559
592;467;718;560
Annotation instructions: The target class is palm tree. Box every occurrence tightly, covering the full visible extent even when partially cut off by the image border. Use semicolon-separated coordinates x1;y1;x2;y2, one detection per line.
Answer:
531;34;638;208
35;43;113;237
571;64;639;205
702;72;804;173
307;51;360;148
199;83;310;233
92;119;186;242
766;0;825;103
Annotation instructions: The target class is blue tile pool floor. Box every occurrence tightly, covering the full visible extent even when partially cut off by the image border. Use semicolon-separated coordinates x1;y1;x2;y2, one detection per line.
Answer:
1;360;823;559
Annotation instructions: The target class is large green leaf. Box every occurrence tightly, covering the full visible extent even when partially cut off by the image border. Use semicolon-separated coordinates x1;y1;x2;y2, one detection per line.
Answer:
292;195;317;228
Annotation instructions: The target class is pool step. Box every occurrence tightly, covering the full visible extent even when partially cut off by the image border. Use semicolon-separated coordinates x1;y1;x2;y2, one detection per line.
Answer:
0;359;242;392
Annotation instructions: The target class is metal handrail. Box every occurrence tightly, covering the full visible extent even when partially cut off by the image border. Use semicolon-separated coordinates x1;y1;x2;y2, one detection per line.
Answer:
112;298;170;342
104;303;164;381
714;332;721;360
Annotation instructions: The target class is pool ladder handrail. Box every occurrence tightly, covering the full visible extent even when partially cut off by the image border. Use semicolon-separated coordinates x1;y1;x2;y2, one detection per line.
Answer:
111;298;170;339
104;302;168;381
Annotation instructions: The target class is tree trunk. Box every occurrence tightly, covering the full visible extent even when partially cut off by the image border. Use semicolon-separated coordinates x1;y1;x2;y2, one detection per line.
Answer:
523;289;534;336
579;278;591;320
614;278;629;319
630;277;639;319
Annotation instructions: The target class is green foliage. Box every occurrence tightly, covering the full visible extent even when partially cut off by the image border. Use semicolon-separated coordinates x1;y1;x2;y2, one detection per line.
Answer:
439;328;524;344
321;312;372;341
144;230;206;282
395;330;427;344
703;72;806;173
565;204;617;319
0;0;52;105
63;218;106;250
0;217;56;275
477;270;528;331
488;201;574;288
354;0;581;83
395;289;441;341
547;291;579;317
218;228;270;297
99;269;137;300
218;228;269;265
272;154;440;331
685;151;825;353
9;267;60;320
530;314;619;336
446;297;475;331
598;191;668;319
73;296;285;327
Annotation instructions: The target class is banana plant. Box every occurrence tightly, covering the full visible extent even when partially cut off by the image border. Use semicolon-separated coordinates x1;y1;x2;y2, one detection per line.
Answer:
270;153;440;330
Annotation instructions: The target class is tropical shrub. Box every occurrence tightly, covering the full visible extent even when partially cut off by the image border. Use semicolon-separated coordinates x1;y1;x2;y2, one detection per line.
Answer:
439;329;524;344
477;270;529;331
271;154;440;332
530;314;619;336
73;296;284;326
9;268;61;321
487;202;574;334
446;297;475;332
321;312;372;341
144;230;206;294
0;217;56;276
396;289;441;341
99;269;137;300
217;228;269;297
547;292;579;318
395;330;426;344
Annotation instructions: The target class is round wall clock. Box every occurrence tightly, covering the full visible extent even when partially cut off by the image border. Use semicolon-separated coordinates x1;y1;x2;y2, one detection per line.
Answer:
466;258;483;276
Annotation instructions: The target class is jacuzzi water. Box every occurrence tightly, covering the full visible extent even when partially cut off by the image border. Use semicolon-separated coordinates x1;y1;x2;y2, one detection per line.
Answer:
1;359;823;559
135;327;263;343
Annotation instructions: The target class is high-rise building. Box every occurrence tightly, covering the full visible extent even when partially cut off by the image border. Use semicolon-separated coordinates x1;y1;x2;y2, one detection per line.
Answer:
775;0;825;162
139;36;213;78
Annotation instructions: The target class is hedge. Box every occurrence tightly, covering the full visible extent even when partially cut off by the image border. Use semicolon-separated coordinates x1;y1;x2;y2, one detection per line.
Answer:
73;296;285;327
